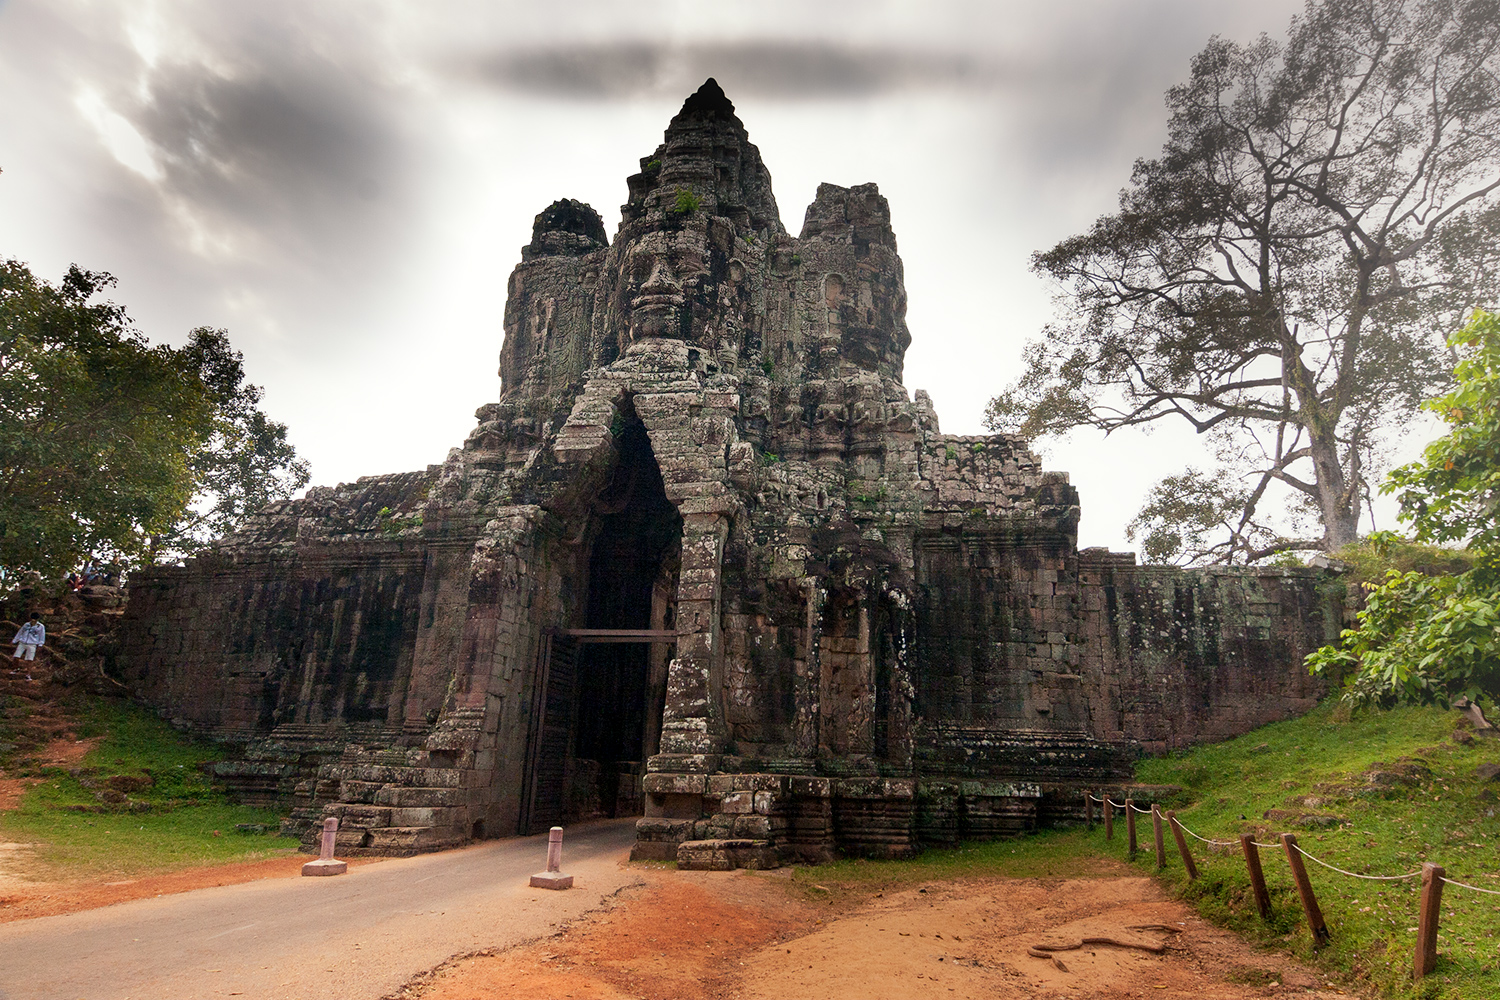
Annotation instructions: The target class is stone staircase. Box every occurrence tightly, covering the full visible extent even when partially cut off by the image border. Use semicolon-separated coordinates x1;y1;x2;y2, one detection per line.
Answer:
0;657;76;758
284;748;474;856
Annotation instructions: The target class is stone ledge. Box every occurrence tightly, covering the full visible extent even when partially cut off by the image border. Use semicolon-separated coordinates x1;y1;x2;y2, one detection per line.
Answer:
677;838;780;871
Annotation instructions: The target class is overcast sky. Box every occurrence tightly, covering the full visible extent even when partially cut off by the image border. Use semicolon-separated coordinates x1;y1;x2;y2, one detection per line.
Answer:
0;0;1328;552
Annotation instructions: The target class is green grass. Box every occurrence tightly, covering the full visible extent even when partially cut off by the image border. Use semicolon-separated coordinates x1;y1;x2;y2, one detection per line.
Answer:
1116;701;1500;999
1;698;298;878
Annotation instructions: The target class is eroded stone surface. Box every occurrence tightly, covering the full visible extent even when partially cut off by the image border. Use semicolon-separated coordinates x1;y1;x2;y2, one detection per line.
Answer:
116;79;1341;865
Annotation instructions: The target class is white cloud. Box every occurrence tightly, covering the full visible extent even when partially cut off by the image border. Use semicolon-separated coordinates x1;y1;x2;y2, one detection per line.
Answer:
73;87;163;182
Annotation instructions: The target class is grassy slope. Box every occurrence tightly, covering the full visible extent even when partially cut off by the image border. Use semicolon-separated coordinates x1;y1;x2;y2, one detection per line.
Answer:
1;698;299;878
775;701;1498;998
1124;701;1500;999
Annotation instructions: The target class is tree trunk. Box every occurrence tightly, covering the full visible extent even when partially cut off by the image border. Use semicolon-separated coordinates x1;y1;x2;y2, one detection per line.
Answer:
1309;433;1360;551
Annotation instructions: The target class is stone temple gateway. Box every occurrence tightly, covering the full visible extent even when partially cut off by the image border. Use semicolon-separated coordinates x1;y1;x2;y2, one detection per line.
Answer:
119;81;1338;866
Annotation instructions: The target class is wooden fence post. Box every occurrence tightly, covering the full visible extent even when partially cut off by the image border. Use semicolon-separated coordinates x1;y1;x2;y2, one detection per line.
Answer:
1414;863;1446;980
1280;833;1330;946
1167;811;1198;880
1085;791;1093;829
1104;797;1114;840
1126;799;1138;857
1152;804;1166;869
1241;834;1271;921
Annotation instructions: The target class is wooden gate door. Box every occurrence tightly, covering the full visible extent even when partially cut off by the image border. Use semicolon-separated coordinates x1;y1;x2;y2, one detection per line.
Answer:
519;633;579;835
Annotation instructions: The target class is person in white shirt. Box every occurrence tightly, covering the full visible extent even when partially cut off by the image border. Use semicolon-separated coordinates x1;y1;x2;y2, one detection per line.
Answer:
11;613;44;661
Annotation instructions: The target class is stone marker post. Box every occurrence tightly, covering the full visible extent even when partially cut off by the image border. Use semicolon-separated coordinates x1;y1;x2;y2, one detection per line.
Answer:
301;816;348;876
530;826;574;890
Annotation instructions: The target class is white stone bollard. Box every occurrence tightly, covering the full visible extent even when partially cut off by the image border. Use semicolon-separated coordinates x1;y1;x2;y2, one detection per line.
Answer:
529;826;573;889
302;816;349;876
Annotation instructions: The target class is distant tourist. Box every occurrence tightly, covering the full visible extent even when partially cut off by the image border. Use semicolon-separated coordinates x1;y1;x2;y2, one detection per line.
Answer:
11;612;44;662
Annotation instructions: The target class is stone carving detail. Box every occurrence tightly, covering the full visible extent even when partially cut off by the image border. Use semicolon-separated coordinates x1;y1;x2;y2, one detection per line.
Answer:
116;79;1342;866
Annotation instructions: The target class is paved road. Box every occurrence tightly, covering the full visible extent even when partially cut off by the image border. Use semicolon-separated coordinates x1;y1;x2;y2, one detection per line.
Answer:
0;818;642;1000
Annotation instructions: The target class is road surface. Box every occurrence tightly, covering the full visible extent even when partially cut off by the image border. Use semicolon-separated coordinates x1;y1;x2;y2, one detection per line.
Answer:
0;817;641;1000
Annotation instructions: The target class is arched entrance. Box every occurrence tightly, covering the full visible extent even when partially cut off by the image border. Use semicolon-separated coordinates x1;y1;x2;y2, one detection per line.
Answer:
520;412;682;833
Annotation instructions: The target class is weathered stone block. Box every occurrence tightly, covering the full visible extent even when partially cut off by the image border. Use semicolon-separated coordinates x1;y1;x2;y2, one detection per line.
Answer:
721;791;754;814
338;781;384;804
657;792;707;819
373;785;464;808
635;817;695;841
733;814;773;838
677;839;735;871
629;841;678;862
643;773;706;796
368;826;463;854
389;805;462;828
790;776;833;798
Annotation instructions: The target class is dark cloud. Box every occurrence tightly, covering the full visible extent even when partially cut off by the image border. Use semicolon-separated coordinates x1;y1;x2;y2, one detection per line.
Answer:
469;40;992;99
130;54;413;271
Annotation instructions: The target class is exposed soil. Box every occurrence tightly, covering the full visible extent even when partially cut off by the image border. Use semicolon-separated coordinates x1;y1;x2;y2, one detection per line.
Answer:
0;733;97;807
399;866;1360;1000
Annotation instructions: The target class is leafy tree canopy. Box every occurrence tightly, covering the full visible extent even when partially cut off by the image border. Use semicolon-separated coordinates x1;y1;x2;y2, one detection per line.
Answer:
1309;310;1500;710
160;327;309;555
0;260;308;587
989;0;1500;563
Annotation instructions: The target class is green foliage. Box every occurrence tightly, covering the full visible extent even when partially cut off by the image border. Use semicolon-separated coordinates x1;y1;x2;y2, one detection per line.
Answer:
1;699;297;876
761;359;775;377
989;0;1500;560
1329;535;1475;593
1127;467;1308;565
0;262;212;582
159;327;309;554
1132;701;1500;998
1387;312;1500;554
1312;569;1500;709
376;505;423;536
668;188;701;216
1310;313;1500;710
644;159;661;172
944;445;958;460
0;261;308;582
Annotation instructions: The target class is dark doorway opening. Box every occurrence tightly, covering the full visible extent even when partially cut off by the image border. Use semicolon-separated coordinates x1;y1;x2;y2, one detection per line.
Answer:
573;414;681;820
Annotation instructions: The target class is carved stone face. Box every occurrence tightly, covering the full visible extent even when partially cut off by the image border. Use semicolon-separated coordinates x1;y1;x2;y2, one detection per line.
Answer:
618;224;713;346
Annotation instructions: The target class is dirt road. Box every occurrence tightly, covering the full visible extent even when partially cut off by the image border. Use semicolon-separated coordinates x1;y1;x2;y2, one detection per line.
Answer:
0;818;641;1000
407;867;1358;1000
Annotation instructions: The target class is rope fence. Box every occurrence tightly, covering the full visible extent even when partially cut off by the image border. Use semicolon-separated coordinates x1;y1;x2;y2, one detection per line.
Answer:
1082;788;1498;982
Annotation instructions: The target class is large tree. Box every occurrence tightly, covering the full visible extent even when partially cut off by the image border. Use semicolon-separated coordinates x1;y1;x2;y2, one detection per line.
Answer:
988;0;1500;563
0;261;307;586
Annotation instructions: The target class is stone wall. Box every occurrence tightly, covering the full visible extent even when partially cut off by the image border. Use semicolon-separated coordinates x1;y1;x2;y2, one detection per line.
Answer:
117;79;1344;866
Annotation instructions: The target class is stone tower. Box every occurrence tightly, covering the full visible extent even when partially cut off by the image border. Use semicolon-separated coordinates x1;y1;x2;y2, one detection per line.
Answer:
118;81;1337;863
